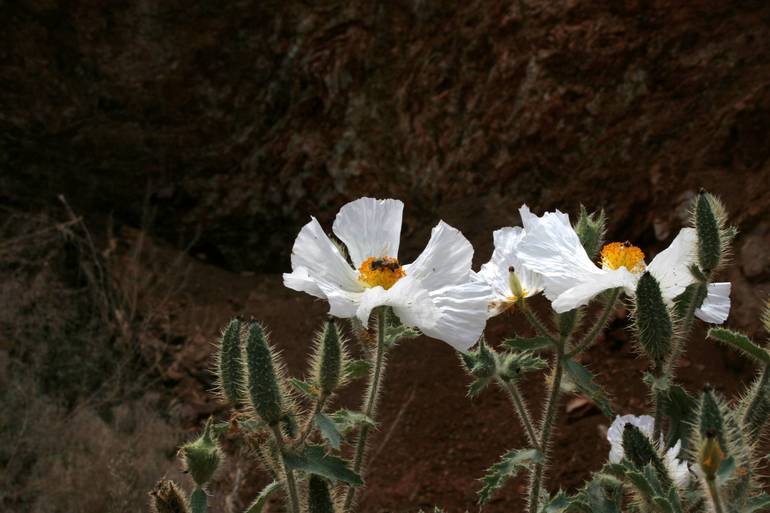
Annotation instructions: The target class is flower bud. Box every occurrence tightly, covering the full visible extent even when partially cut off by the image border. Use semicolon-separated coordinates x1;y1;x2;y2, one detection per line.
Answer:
699;387;726;449
308;475;335;513
699;430;725;480
634;272;672;368
622;424;672;489
574;205;607;259
245;322;284;426
317;319;343;396
150;480;190;513
181;419;222;487
217;318;244;407
695;191;723;273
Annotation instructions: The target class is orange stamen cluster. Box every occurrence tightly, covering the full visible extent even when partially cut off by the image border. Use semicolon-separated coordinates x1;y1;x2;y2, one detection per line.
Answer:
358;256;405;290
600;241;646;273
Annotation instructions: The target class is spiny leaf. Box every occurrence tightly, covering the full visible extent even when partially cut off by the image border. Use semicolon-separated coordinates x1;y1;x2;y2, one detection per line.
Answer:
314;413;342;450
344;359;371;380
661;385;697;450
742;494;770;513
289;378;320;399
503;336;554;352
283;445;363;486
477;448;543;505
328;409;375;435
244;481;280;513
562;358;613;417
708;327;770;364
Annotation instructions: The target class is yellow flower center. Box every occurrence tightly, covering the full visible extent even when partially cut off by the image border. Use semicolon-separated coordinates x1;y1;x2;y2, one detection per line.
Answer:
505;289;529;304
600;241;646;273
358;256;405;290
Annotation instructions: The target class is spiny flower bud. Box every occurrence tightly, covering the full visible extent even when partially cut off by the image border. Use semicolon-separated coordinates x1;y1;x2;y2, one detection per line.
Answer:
473;340;497;379
699;430;725;480
181;418;222;487
217;318;244;407
245;322;284;426
762;299;770;334
574;205;607;259
316;319;343;396
694;191;723;273
699;387;726;449
308;475;335;513
150;480;190;513
634;272;673;367
622;424;672;489
508;266;525;302
190;488;207;513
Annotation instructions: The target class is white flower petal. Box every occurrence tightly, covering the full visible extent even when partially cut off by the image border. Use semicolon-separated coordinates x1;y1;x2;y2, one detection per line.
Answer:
696;282;731;324
607;414;655;464
647;228;698;303
477;227;544;305
551;268;635;313
665;440;691;488
354;276;439;327
403;221;474;292
315;281;363;319
332;197;403;268
516;206;602;301
285;217;363;298
420;280;492;351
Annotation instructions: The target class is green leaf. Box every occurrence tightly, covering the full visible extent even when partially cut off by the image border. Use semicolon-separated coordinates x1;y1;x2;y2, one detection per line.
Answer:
562;358;613;417
289;378;320;399
384;322;420;348
643;373;671;393
716;455;736;484
314;413;342;450
499;351;548;382
328;409;375;435
477;448;543;505
467;377;494;398
283;445;363;486
742;494;770;513
344;359;371;380
708;328;770;364
244;481;280;513
503;336;554;352
542;490;571;512
661;385;698;450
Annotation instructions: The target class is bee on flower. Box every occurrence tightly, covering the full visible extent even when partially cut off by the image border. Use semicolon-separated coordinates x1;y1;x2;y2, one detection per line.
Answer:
513;205;731;323
282;197;491;351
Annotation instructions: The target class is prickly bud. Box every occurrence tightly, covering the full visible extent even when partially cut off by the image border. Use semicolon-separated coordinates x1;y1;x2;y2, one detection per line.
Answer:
622;424;672;489
190;487;207;513
218;318;244;407
574;205;607;259
181;419;221;486
308;475;335;513
245;322;283;426
317;319;343;396
699;387;726;449
634;273;673;367
150;480;190;513
699;430;725;480
473;340;497;379
508;267;525;301
694;192;723;273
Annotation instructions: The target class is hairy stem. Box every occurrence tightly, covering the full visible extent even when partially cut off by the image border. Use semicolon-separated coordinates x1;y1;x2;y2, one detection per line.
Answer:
293;395;327;448
707;478;725;513
271;425;300;513
527;347;564;513
666;281;707;376
521;303;558;344
343;308;387;512
498;378;540;450
566;288;620;358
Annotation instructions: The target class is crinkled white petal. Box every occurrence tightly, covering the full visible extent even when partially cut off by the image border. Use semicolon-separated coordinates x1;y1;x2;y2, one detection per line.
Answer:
607;414;655;464
696;282;731;324
314;280;363;319
352;275;439;327
477;227;544;314
420;280;492;351
284;217;363;300
664;440;691;488
516;206;603;302
403;221;474;292
647;228;698;303
552;268;636;313
332;197;404;268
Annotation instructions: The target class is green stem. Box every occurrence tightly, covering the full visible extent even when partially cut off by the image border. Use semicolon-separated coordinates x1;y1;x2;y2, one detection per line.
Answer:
498;378;540;450
521;303;558;344
343;308;387;512
190;487;207;513
271;425;300;513
707;478;725;513
527;347;564;513
566;288;620;358
665;281;707;377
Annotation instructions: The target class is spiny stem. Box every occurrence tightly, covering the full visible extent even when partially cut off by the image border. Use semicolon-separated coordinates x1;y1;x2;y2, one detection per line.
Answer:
271;425;300;513
707;478;725;513
343;308;387;512
498;378;540;450
527;346;564;513
521;302;558;344
566;288;620;358
652;362;664;442
665;281;707;377
293;395;327;448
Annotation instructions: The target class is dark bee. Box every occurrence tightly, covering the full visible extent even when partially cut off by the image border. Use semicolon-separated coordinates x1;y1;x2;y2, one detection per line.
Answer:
370;258;401;271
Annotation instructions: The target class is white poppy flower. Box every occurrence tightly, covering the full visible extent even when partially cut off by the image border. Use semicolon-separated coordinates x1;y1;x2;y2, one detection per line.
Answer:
282;197;491;351
475;226;544;317
515;206;731;322
607;414;690;488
